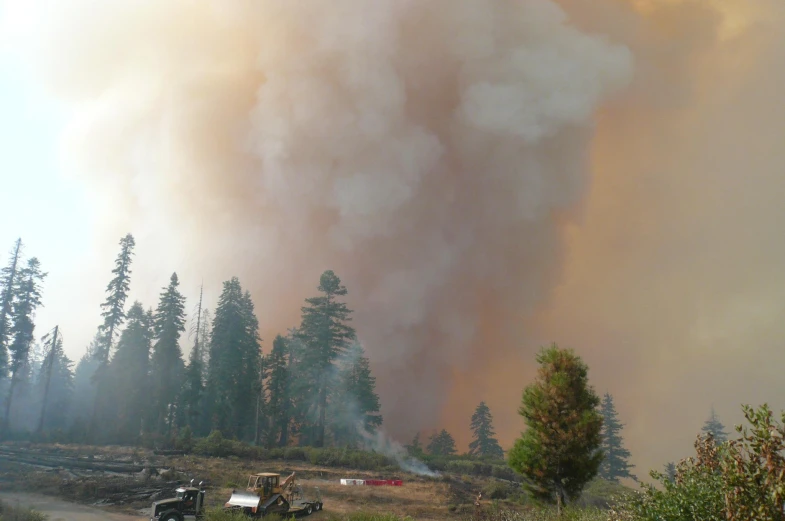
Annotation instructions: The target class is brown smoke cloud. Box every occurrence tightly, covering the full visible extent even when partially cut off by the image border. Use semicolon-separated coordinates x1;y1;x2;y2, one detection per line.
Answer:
9;0;785;475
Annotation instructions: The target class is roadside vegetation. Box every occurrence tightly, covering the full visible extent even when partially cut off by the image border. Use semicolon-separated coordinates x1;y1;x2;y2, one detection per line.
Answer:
0;500;47;521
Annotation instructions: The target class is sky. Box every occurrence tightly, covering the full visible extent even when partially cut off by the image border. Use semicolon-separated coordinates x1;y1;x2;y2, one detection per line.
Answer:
1;0;785;482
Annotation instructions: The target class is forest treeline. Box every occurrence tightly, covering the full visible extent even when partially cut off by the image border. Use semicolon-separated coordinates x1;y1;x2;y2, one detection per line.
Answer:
0;234;523;464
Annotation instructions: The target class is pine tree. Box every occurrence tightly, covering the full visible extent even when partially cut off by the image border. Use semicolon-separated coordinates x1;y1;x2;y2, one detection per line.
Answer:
329;342;383;446
285;328;318;446
701;406;728;443
149;273;187;435
90;233;135;437
468;401;504;459
427;429;457;456
664;462;676;482
36;328;74;433
180;286;206;434
204;278;262;440
296;270;356;447
0;238;23;376
107;302;153;441
95;233;136;363
508;344;603;515
406;433;424;458
266;335;290;448
69;335;101;439
598;393;635;482
3;257;46;431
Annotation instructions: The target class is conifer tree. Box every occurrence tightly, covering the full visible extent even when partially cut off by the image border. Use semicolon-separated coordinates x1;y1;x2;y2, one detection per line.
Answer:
701;406;728;443
508;344;603;515
95;234;136;363
90;233;135;437
36;329;74;433
664;462;676;482
0;238;22;376
108;302;153;441
204;277;262;440
285;328;318;446
427;429;457;456
598;392;635;482
469;401;504;459
329;342;383;446
296;270;355;447
69;335;101;438
266;334;290;447
149;273;187;434
3;257;46;430
180;286;206;434
406;432;424;458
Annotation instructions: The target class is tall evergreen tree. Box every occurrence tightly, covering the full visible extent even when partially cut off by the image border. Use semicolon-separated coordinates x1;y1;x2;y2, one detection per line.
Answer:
296;270;355;447
180;286;206;434
3;257;46;430
406;432;424;458
204;278;261;440
149;273;187;434
36;328;74;433
598;392;635;482
468;401;504;459
266;334;290;448
285;328;318;446
508;344;603;516
427;429;457;456
701;406;728;443
108;302;153;441
69;335;101;439
95;234;136;363
329;342;382;446
91;233;135;437
0;238;22;376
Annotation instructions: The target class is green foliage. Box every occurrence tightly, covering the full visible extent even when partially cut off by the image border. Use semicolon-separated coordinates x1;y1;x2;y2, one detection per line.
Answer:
0;238;23;376
149;273;187;434
180;286;206;435
508;343;603;511
95;233;136;363
4;256;47;430
598;393;635;483
405;432;424;458
427;429;457;456
328;342;383;446
701;407;728;444
0;499;48;521
105;302;152;442
619;404;785;521
204;278;262;441
295;270;356;448
266;335;290;448
469;401;505;459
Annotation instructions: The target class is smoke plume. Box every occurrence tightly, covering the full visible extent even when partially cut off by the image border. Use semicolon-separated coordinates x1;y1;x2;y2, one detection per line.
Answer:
7;0;785;475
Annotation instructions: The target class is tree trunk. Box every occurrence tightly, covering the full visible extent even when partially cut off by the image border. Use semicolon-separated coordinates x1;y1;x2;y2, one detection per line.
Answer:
317;386;327;448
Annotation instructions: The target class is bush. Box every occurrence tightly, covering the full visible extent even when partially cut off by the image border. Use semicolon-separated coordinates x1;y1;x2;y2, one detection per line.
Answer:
614;404;785;521
0;500;48;521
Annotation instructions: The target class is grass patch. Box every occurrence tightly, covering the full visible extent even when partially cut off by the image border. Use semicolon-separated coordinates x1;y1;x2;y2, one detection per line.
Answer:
0;500;48;521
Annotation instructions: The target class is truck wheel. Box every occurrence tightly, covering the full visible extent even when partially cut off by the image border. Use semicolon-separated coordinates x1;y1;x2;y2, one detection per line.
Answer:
306;505;313;515
315;503;321;511
161;514;181;521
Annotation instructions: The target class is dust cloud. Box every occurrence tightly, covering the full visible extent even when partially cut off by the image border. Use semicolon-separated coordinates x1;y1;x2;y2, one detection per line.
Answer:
6;0;785;476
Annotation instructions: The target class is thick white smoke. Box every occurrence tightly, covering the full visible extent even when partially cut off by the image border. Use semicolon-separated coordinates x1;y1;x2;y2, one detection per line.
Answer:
8;0;634;440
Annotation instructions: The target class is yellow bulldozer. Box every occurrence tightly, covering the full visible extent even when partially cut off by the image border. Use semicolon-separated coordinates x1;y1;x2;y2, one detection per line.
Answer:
224;472;323;518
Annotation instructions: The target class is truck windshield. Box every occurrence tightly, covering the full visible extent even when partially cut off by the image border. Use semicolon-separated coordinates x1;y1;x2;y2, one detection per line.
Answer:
176;491;185;500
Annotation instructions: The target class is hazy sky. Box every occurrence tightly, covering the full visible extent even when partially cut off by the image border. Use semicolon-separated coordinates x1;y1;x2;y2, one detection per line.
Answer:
1;0;785;482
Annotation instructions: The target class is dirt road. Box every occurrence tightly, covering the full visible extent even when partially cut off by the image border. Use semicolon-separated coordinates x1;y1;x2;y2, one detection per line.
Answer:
0;493;145;521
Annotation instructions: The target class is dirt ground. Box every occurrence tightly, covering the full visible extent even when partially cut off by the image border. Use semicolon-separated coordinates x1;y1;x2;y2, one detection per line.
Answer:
0;444;496;521
0;492;143;521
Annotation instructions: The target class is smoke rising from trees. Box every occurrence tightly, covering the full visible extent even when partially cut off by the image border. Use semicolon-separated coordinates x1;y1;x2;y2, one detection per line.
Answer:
3;0;785;474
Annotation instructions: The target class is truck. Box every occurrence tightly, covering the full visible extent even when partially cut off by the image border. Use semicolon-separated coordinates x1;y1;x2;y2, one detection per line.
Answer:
150;480;206;521
225;472;323;517
150;473;322;521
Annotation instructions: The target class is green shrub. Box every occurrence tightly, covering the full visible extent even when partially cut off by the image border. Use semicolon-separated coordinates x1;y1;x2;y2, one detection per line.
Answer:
0;500;48;521
614;404;785;521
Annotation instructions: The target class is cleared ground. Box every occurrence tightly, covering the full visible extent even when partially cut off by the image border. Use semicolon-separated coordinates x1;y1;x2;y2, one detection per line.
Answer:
0;444;631;521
